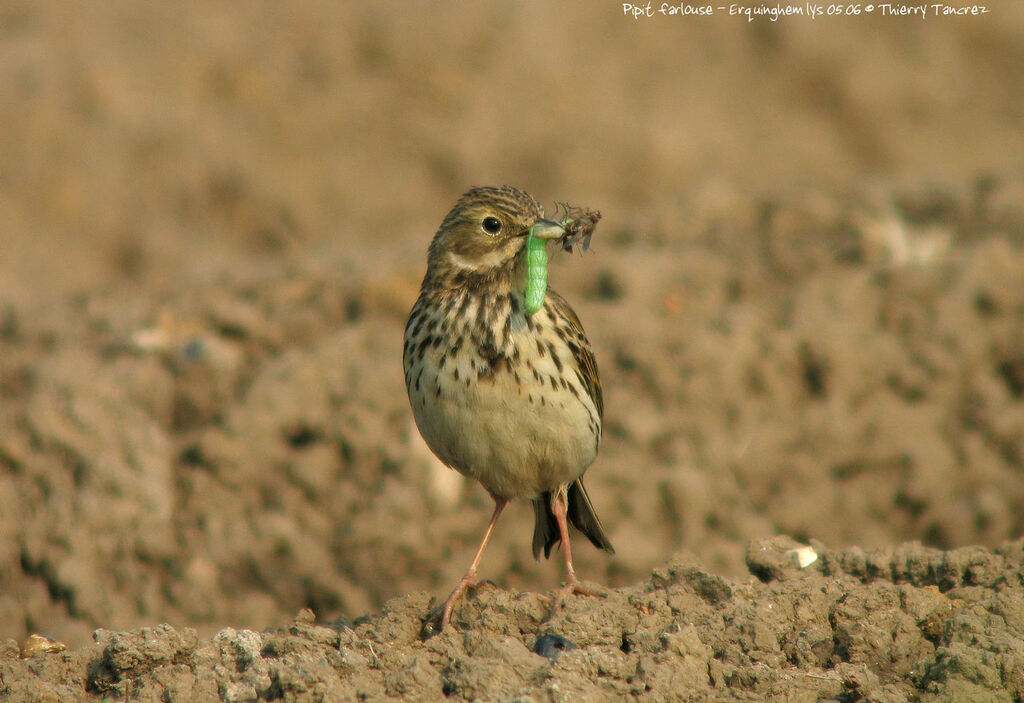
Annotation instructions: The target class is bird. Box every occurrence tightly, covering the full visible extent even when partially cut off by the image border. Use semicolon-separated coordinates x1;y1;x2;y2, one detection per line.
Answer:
403;185;614;633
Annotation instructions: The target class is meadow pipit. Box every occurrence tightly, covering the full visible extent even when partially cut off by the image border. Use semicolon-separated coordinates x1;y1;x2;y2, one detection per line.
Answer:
404;185;614;632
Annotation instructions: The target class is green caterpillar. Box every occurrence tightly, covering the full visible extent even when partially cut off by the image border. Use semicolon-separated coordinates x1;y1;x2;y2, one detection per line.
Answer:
524;225;548;316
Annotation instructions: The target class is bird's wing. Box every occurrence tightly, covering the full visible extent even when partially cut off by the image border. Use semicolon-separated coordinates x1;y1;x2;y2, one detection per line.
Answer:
544;289;603;422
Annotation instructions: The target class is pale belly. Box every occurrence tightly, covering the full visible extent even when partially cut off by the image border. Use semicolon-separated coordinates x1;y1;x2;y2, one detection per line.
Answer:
407;342;599;501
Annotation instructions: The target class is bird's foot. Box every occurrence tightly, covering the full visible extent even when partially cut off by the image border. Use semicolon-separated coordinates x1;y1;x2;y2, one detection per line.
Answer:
421;574;499;638
549;576;605;618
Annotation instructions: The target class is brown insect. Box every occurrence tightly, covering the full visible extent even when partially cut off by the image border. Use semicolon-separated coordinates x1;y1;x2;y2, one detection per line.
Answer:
554;202;602;253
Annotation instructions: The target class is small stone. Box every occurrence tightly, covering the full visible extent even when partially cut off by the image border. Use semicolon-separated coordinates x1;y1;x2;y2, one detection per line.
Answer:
532;634;576;661
19;634;67;657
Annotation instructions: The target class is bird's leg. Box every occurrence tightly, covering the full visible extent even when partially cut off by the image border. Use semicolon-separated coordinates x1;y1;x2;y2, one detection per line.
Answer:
433;496;508;632
550;488;604;615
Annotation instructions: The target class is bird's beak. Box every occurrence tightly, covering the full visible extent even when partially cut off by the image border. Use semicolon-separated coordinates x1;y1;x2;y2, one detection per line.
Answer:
527;219;565;240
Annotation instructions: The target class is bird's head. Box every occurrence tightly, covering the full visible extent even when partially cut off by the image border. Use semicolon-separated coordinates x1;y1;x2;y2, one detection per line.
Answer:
425;185;564;287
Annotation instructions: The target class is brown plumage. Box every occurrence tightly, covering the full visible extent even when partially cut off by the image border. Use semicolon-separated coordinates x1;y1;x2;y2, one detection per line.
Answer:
403;185;613;633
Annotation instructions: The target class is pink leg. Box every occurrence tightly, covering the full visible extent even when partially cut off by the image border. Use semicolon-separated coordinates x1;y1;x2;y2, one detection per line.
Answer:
437;497;508;631
550;488;603;614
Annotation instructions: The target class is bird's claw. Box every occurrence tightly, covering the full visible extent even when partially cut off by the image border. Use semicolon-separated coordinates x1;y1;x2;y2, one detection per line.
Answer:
549;578;606;618
420;577;501;638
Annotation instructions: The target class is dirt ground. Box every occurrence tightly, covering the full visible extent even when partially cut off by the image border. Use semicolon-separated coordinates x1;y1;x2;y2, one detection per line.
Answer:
2;2;1024;701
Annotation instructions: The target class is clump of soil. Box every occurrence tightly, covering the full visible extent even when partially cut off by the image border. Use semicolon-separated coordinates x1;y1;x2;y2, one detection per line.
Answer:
6;537;1024;702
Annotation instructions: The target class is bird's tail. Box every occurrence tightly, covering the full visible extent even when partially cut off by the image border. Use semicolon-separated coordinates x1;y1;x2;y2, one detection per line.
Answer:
531;479;615;560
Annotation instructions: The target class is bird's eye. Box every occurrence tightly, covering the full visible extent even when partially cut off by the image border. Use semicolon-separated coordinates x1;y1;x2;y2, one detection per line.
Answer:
481;216;502;234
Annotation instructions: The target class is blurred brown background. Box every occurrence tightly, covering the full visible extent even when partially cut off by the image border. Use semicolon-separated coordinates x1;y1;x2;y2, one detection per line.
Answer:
1;1;1023;648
